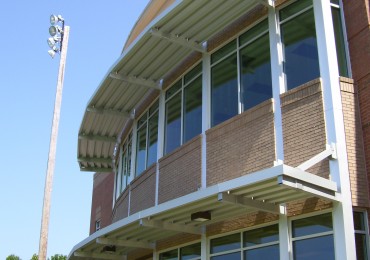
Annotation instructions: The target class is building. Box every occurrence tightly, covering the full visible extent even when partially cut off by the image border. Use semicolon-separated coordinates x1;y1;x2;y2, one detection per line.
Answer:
68;0;370;259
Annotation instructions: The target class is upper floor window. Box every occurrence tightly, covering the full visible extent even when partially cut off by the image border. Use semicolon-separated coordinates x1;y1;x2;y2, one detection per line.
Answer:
136;100;159;176
353;211;369;259
211;19;272;127
331;0;349;77
165;63;202;155
280;0;320;90
115;132;132;199
159;243;201;260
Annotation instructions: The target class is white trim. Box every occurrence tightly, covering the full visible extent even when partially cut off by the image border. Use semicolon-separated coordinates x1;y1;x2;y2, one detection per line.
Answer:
313;1;356;259
268;6;285;162
202;53;211;189
156;91;166;205
279;204;290;260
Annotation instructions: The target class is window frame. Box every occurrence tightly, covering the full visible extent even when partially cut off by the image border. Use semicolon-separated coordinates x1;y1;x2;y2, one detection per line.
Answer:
164;63;203;155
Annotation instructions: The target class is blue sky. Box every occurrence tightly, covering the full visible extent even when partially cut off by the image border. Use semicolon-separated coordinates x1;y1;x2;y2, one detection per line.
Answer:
0;1;149;259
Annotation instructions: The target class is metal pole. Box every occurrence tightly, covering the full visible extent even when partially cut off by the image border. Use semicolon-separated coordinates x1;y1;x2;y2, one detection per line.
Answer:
38;25;70;260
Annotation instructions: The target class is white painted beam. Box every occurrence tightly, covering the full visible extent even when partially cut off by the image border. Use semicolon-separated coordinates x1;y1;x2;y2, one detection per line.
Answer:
150;28;206;53
74;251;122;260
109;72;162;90
87;107;130;117
297;144;336;171
217;192;278;214
78;133;116;143
78;157;112;164
139;218;202;235
96;237;154;249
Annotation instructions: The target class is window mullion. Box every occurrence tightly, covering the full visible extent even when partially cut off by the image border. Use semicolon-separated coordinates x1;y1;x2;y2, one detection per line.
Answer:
237;40;242;114
180;78;184;145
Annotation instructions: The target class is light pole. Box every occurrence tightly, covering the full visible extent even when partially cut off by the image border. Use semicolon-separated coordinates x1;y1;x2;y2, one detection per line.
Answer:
39;14;69;260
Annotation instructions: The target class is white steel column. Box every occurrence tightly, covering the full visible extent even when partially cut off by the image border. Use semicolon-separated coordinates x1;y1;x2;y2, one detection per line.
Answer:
156;90;166;204
268;5;285;163
201;53;211;189
313;1;356;259
278;204;290;259
201;232;208;260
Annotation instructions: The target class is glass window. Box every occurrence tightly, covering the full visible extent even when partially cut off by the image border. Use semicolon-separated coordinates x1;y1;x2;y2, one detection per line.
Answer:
164;64;202;155
135;101;159;176
121;133;132;192
244;245;279;259
211;53;238;127
180;243;201;260
243;224;279;247
165;92;182;154
210;252;241;260
211;19;271;127
280;1;320;90
331;3;349;77
184;76;202;142
292;213;334;260
240;30;272;111
159;243;201;260
354;211;369;260
210;233;241;254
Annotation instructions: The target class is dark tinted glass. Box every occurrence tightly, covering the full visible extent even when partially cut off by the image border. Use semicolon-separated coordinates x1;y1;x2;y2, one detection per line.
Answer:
180;243;201;260
355;233;368;260
160;249;178;260
211;40;236;64
243;225;279;247
240;33;272;111
332;6;349;77
281;9;320;90
210;233;240;254
211;53;238;126
147;111;158;167
184;76;202;142
292;213;333;237
165;93;181;154
135;126;146;175
184;63;202;85
353;211;366;231
244;245;279;259
239;19;268;46
293;235;334;260
210;252;241;260
280;0;312;21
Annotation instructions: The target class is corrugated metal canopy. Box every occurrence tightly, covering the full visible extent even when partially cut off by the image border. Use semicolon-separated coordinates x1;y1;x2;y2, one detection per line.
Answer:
78;0;267;172
68;165;339;259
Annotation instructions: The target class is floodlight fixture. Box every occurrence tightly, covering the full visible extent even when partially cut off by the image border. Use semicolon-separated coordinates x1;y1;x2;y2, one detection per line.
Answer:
49;25;63;37
50;14;64;25
48;49;56;58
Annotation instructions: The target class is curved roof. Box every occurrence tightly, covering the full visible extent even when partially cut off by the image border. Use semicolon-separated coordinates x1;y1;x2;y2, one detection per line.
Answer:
78;0;267;172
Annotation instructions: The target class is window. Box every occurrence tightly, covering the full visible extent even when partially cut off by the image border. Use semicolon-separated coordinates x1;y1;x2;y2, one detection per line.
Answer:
165;64;202;155
354;211;369;260
209;224;279;260
291;213;334;260
330;0;349;77
159;243;201;260
135;101;159;176
211;19;272;127
280;0;320;90
115;133;132;199
95;219;101;231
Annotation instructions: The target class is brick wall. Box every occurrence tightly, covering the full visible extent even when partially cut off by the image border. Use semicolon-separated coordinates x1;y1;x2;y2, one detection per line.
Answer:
89;172;114;235
340;78;370;207
206;99;275;186
158;135;202;204
281;79;329;178
111;187;129;223
130;164;157;214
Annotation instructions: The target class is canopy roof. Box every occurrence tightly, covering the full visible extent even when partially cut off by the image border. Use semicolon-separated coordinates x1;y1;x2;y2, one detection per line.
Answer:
68;164;338;259
78;0;269;172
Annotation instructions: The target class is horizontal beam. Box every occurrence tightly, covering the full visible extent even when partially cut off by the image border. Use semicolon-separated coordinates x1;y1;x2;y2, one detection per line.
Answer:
74;251;123;260
80;166;113;173
78;133;116;143
150;28;206;53
277;175;338;201
139;218;202;235
87;106;130;118
218;192;278;214
109;72;161;90
78;157;112;164
97;237;154;249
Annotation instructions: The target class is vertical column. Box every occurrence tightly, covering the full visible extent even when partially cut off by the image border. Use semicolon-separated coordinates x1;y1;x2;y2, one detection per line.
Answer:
201;53;211;189
278;204;290;259
313;1;356;259
268;4;285;164
156;90;166;204
201;231;208;260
